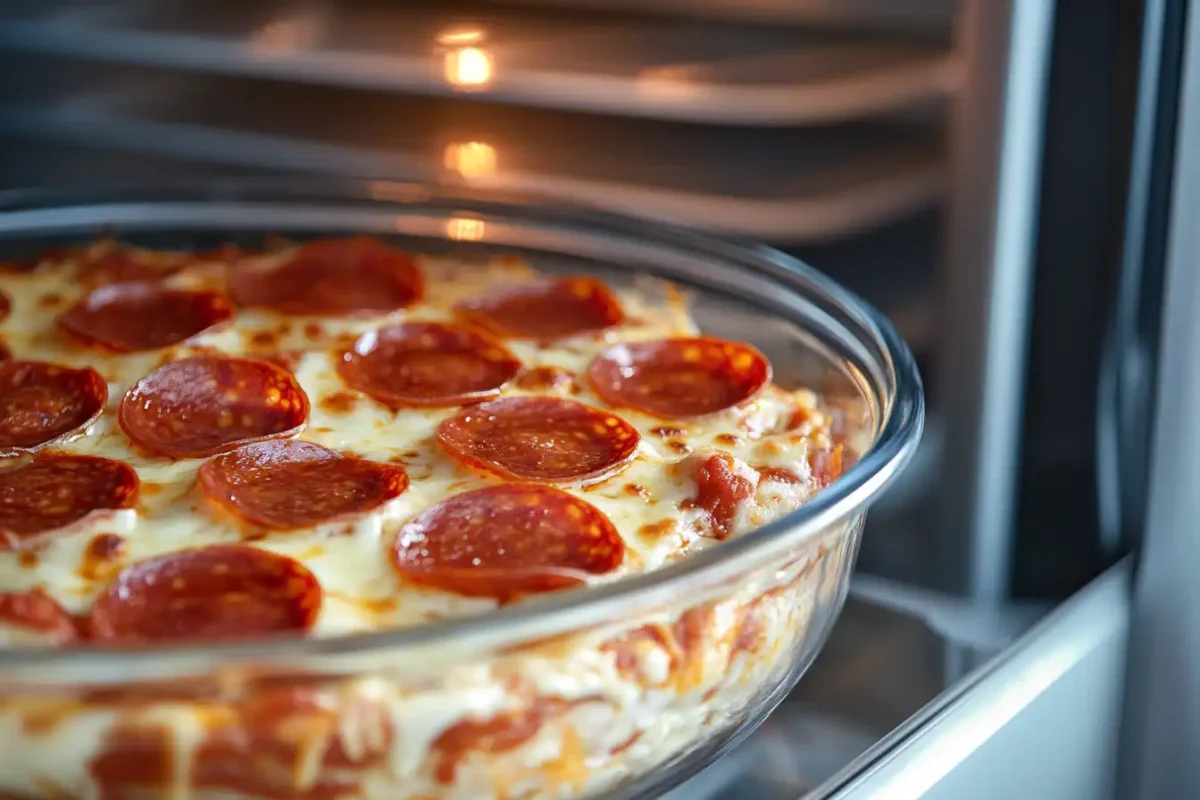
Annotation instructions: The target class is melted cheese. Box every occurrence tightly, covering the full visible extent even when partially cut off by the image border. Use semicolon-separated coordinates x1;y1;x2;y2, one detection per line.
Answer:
0;242;850;800
0;245;830;639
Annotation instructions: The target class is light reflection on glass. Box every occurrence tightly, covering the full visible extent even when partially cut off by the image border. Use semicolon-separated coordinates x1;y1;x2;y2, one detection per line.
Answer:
447;217;486;242
436;27;486;46
443;142;498;179
444;46;494;88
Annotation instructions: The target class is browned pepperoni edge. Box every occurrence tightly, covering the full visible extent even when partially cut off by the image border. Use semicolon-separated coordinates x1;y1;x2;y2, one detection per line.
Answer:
0;454;139;548
392;483;624;600
118;356;310;459
88;545;322;644
0;361;109;456
337;322;522;408
58;282;234;352
229;237;423;317
587;337;771;419
436;396;640;484
453;276;624;340
197;440;409;530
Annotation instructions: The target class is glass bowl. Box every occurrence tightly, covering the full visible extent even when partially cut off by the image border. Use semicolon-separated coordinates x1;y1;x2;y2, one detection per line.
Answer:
0;179;923;800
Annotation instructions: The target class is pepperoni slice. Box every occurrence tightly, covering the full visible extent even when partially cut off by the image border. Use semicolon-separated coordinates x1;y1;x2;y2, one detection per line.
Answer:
392;484;624;600
0;288;9;322
230;237;423;317
119;357;309;459
587;337;771;419
0;340;9;360
454;277;624;340
0;361;108;455
0;588;78;644
436;396;640;484
58;283;234;353
0;454;139;548
337;322;521;409
198;440;409;530
88;545;322;643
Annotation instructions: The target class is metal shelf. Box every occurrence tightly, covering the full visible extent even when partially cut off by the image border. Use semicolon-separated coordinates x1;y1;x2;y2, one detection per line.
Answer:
0;63;945;243
0;0;957;127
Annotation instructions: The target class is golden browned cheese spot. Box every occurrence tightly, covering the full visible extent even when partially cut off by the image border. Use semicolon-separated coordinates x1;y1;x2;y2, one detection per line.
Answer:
303;322;324;341
248;330;280;349
139;482;164;497
37;293;64;309
319;391;359;415
756;466;800;485
354;595;398;615
757;439;787;457
623;483;651;502
786;405;813;431
312;426;334;434
636;519;675;541
20;701;87;738
715;433;742;447
666;440;692;455
17;551;38;568
79;533;127;581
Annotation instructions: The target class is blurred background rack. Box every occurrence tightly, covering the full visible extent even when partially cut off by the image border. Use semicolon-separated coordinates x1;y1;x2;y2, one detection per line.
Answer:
0;0;1159;797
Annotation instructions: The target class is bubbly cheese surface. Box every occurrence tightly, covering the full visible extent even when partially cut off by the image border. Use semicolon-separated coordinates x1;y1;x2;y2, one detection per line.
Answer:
0;240;861;800
0;243;836;643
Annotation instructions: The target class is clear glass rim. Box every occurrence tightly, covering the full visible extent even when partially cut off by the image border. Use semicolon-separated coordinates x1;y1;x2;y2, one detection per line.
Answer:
0;178;925;684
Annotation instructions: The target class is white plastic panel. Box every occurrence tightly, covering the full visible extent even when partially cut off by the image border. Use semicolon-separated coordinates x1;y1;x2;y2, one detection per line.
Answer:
822;561;1129;800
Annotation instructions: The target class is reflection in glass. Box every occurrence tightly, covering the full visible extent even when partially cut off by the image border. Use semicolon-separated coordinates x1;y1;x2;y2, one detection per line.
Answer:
444;46;494;88
443;142;498;179
436;27;486;47
447;217;487;242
